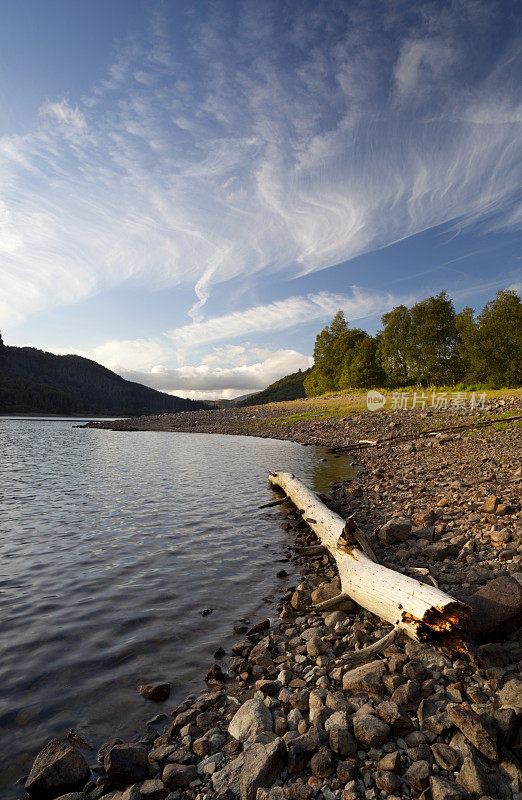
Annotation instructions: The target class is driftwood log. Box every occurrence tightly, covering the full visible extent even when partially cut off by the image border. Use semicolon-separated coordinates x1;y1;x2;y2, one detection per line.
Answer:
269;471;469;652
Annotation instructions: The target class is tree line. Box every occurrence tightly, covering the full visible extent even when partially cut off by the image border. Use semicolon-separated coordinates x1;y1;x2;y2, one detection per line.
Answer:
0;340;206;415
304;289;522;395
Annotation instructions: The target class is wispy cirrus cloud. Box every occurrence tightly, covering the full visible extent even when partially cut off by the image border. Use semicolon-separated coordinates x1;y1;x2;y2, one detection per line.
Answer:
0;0;520;331
167;288;410;348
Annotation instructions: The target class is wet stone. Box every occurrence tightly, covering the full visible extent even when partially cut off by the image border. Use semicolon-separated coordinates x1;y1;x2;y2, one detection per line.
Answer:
138;683;171;702
104;743;148;784
25;738;90;800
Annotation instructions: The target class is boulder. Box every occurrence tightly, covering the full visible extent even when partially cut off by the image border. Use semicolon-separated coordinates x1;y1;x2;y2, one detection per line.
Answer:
324;712;356;757
405;760;430;791
239;738;286;800
229;699;273;742
342;660;386;695
104;743;148;784
466;577;522;641
162;763;197;788
352;714;390;748
138;682;171;701
25;738;90;799
378;518;412;543
456;755;489;797
499;678;522;711
430;775;467;800
447;704;498;761
212;753;245;796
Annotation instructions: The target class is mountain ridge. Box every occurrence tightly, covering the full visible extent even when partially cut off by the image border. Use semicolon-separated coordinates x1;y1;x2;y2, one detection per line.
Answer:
0;344;207;416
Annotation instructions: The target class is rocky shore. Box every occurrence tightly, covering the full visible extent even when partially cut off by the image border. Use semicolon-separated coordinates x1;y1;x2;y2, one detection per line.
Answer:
23;395;521;800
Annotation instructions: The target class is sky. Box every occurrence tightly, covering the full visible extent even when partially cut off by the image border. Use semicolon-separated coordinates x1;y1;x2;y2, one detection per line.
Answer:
0;0;521;400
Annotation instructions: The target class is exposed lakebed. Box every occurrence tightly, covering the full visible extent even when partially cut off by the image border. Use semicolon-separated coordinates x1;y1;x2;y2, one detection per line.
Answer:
0;419;353;795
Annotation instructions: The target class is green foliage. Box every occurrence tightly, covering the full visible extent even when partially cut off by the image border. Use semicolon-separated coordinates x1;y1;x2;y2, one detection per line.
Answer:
0;343;207;415
380;305;412;385
407;292;461;385
474;290;522;387
347;336;387;388
238;368;311;407
303;288;521;395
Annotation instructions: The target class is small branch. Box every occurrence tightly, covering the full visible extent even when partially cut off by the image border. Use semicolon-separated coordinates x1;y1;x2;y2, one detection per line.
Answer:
258;495;289;509
339;626;401;666
295;544;327;556
312;593;351;611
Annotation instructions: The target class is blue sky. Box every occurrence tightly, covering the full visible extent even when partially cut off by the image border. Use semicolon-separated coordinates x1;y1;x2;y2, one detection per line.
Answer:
0;0;521;399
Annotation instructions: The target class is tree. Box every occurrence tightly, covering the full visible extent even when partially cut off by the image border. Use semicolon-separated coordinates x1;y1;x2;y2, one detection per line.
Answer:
408;292;461;385
380;305;412;386
305;310;349;395
455;306;479;382
474;289;522;386
347;336;387;388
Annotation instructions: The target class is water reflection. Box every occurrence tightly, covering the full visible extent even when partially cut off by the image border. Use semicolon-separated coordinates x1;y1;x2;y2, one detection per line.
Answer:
0;420;352;797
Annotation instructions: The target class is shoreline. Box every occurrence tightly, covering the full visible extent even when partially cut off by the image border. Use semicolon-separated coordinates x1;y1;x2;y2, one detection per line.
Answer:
21;395;522;800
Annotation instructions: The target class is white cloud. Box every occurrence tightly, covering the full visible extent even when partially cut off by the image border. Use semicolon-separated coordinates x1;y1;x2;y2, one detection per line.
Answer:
0;0;520;330
40;99;86;130
168;288;410;348
117;348;313;398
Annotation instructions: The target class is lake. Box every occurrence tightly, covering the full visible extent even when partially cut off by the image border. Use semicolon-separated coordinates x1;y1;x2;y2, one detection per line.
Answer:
0;418;353;796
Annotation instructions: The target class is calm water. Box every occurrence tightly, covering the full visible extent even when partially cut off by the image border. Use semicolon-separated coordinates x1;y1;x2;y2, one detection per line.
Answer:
0;419;353;795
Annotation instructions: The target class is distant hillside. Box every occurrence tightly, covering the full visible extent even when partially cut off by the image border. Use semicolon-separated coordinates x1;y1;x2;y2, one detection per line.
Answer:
0;343;206;416
238;368;311;407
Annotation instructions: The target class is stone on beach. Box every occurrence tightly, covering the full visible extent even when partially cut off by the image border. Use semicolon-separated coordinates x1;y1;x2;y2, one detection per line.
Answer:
103;742;149;783
239;737;286;800
228;698;273;742
342;660;386;694
25;738;90;799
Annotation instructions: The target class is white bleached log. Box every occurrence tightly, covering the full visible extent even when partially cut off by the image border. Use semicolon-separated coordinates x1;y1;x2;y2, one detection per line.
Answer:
269;471;469;649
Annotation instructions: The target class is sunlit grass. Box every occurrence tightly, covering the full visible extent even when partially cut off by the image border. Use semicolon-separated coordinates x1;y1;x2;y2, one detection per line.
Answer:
248;386;522;427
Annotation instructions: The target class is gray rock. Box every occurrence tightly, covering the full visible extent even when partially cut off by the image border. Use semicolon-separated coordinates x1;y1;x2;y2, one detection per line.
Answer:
374;770;401;793
352;714;390;748
138;682;171;701
430;775;468;800
121;786;142;800
309;747;333;778
456;755;489;797
447;704;498;761
431;743;461;771
405;760;430;791
499;677;522;711
342;660;386;694
324;711;356;757
229;699;273;742
25;738;90;799
379;517;412;543
239;738;286;800
324;609;351;627
162;763;197;788
376;700;413;736
212;754;245;796
53;794;85;800
104;743;148;784
377;751;400;772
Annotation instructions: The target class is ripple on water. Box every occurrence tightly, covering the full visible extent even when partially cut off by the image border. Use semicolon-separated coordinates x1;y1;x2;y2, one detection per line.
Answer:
0;419;354;797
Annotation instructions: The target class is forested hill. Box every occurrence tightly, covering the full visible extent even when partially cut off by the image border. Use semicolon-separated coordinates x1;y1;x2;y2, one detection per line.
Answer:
238;368;311;407
0;344;206;416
